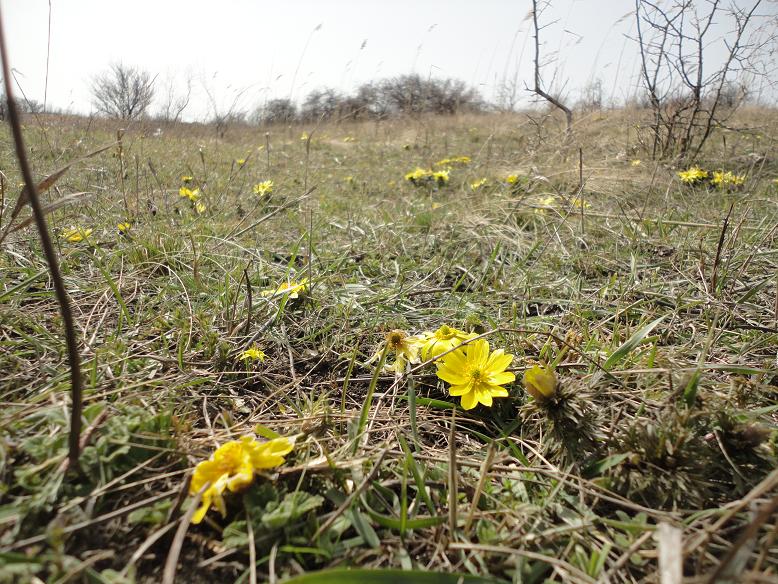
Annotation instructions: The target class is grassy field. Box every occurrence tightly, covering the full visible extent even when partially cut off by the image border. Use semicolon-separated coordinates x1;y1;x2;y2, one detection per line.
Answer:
1;108;777;583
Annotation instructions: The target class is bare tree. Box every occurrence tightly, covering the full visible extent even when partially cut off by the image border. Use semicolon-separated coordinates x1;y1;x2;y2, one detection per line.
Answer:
633;0;774;159
91;63;156;120
579;78;604;112
157;71;192;123
201;75;249;137
529;0;573;137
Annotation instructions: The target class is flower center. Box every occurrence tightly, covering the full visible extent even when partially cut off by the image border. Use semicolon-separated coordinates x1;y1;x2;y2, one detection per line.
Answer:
436;325;453;339
387;331;406;349
470;368;482;381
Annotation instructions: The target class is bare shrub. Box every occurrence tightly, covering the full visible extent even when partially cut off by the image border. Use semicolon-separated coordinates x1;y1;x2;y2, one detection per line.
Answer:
91;63;156;120
633;0;775;160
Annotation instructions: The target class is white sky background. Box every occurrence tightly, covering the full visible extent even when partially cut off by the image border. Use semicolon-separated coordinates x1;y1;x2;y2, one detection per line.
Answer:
1;0;775;121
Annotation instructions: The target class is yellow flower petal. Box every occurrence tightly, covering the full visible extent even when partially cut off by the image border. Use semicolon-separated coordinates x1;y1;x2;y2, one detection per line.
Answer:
523;365;557;400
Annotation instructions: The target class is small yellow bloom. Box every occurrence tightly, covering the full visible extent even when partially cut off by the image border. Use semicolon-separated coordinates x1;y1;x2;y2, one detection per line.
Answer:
252;180;274;197
405;167;430;184
117;222;131;235
261;278;309;299
195;201;207;214
522;365;558;401
240;345;266;362
630;159;642;167
432;169;449;185
436;339;515;410
61;227;93;243
236;158;246;166
711;170;745;188
189;436;294;524
404;167;449;187
571;197;591;209
181;175;194;183
376;329;424;374
470;178;488;191
435;156;471;168
179;187;201;202
534;195;557;214
678;166;708;184
506;174;519;184
419;325;476;360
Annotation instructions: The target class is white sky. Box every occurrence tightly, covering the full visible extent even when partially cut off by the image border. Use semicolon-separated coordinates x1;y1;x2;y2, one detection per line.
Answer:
1;0;775;120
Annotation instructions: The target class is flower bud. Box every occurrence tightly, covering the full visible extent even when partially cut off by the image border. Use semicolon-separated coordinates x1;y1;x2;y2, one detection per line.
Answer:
522;365;558;400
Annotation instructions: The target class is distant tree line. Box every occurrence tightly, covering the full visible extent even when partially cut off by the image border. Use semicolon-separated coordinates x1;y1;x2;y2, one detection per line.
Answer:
84;64;486;124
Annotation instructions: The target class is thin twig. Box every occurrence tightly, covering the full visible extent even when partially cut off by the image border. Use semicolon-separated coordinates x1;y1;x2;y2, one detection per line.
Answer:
0;6;84;474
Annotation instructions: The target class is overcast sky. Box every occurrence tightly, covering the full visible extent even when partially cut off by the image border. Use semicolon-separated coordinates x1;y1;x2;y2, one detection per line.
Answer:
1;1;775;120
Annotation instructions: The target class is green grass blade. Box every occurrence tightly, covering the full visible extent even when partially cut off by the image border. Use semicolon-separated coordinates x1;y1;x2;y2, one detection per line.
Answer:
603;315;665;370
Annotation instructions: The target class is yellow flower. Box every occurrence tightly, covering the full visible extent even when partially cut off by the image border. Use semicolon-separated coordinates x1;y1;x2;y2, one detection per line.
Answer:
571;197;591;209
240;345;266;362
405;167;430;184
117;222;131;235
179;187;201;202
470;178;488;191
252;180;274;197
630;160;642;167
181;175;194;183
419;325;476;360
533;195;557;214
189;436;294;524
711;170;745;188
506;174;519;184
678;166;708;184
261;278;309;299
522;365;558;401
195;201;207;214
436;339;515;410
236;158;246;166
61;226;93;243
435;156;470;168
432;169;449;185
379;329;423;374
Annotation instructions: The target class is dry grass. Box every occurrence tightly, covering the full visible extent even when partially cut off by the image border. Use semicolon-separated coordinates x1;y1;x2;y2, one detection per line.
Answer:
0;107;777;583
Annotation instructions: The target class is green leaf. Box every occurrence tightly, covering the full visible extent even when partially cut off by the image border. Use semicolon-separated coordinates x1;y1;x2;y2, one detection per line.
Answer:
347;508;380;548
604;316;665;370
222;520;249;548
282;568;503;583
583;453;630;477
363;506;445;531
254;424;281;439
683;370;701;408
262;491;324;529
127;500;172;526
